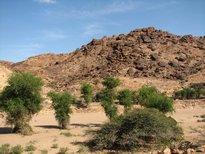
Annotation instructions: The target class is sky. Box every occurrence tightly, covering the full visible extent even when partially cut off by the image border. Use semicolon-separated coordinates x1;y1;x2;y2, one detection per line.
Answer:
0;0;205;62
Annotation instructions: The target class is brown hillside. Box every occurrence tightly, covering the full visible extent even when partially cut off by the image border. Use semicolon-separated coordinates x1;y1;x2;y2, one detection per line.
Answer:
7;27;205;91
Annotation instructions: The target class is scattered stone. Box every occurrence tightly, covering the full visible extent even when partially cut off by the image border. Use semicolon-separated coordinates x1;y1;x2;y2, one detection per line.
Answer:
176;53;187;62
186;148;195;154
162;147;171;154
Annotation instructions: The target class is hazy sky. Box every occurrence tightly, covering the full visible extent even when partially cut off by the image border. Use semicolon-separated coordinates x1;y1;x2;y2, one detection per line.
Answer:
0;0;205;62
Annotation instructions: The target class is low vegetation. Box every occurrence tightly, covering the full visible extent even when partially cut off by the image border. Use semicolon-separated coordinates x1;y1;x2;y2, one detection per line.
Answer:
25;144;36;152
48;92;74;129
0;72;43;135
40;149;48;154
58;147;68;154
0;144;10;154
174;82;205;99
11;145;24;154
89;108;183;151
137;85;174;113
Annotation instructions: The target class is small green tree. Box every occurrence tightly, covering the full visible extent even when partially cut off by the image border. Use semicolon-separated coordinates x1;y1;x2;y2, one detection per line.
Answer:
100;89;118;119
102;76;120;89
0;72;43;134
81;83;93;107
99;77;120;119
118;89;134;112
47;92;73;129
137;85;174;113
137;85;158;105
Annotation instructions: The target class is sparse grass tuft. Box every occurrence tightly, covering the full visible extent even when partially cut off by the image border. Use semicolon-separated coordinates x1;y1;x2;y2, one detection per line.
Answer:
0;144;10;154
51;144;58;149
11;145;24;154
40;149;48;154
77;145;87;153
25;144;36;152
60;132;72;137
58;147;69;154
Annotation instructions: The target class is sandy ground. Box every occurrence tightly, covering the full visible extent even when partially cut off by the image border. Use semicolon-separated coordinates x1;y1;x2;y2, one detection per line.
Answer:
0;103;205;154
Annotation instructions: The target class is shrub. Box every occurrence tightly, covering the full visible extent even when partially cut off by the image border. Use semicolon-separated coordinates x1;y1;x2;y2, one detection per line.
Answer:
117;89;134;112
89;108;183;151
11;145;24;154
174;88;197;99
47;92;73;129
143;93;174;113
81;83;93;106
102;76;120;90
0;73;43;135
137;85;158;105
190;83;205;98
137;86;174;113
0;144;10;154
25;144;36;152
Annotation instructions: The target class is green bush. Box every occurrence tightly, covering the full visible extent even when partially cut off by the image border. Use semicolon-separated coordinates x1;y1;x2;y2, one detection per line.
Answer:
47;92;73;129
11;145;23;154
137;86;174;113
190;83;205;98
89;108;183;151
174;88;197;99
137;85;158;105
0;144;10;154
117;89;134;112
0;72;43;134
81;83;93;106
102;76;120;89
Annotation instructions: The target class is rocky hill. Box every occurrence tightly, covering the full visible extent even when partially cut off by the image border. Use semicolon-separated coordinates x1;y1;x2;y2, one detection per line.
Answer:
3;27;205;91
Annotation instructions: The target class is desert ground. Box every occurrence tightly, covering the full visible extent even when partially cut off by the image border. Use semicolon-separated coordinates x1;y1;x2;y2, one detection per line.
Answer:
0;101;205;154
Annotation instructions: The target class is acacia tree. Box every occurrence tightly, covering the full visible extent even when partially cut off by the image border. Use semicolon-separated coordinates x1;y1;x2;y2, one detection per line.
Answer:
0;73;43;134
47;92;73;129
99;76;120;119
81;83;93;107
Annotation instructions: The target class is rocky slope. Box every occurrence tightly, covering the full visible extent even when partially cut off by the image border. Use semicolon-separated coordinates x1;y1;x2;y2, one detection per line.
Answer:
3;27;205;91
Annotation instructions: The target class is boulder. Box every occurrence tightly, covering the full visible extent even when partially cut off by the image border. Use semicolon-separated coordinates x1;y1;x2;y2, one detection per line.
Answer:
142;35;152;43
